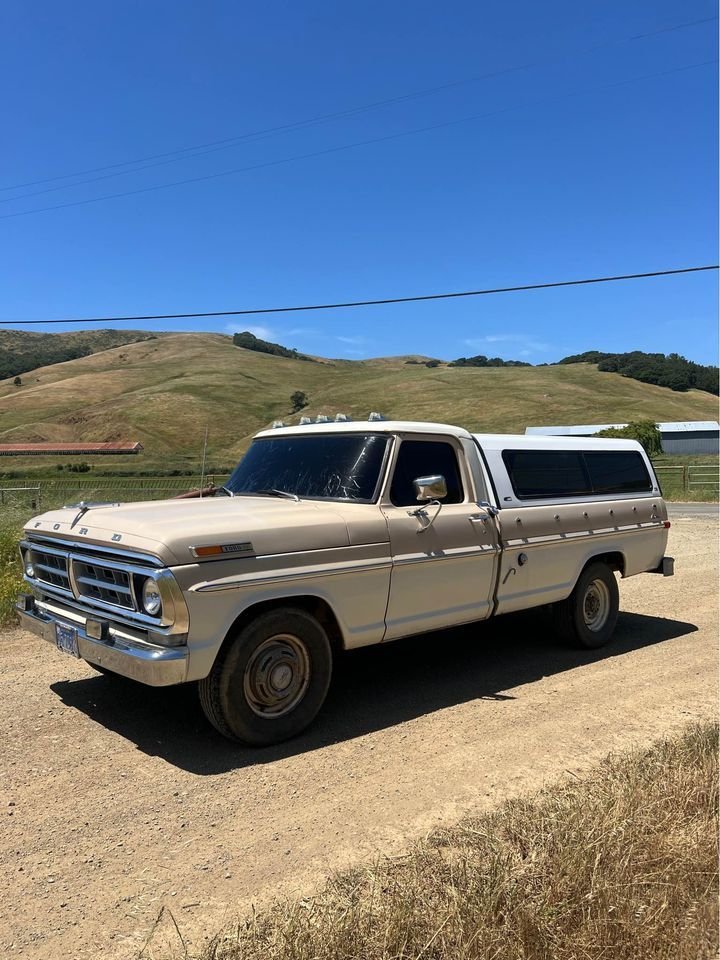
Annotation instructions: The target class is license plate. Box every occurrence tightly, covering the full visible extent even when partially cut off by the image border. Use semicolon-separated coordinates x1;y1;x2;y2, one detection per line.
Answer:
55;623;80;658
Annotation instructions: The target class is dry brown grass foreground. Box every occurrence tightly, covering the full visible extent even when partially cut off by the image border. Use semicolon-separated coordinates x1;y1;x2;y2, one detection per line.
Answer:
159;723;718;960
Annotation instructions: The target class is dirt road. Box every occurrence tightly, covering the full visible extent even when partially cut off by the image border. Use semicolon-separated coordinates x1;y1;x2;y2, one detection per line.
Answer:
1;519;717;959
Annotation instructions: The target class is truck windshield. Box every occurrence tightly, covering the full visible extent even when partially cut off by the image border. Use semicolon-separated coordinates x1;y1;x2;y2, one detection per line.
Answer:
226;434;390;502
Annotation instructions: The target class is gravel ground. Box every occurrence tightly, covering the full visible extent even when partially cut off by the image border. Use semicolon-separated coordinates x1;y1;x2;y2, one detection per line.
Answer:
0;518;717;959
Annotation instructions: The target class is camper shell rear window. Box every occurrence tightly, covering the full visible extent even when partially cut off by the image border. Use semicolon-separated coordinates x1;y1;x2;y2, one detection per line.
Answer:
501;449;653;500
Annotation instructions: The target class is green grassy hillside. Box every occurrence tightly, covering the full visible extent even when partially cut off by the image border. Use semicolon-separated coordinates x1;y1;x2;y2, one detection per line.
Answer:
0;332;717;473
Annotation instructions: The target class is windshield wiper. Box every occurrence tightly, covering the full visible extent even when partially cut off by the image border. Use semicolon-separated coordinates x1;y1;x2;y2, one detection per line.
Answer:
252;488;300;501
216;485;235;497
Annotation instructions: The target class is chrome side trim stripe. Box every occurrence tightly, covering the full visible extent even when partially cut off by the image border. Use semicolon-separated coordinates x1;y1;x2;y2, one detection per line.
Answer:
193;557;392;593
503;521;666;548
393;544;499;566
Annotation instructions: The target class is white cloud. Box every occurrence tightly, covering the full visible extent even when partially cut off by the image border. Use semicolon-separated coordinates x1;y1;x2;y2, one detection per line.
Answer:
286;327;319;337
225;322;275;339
463;333;551;353
224;323;320;340
336;335;366;345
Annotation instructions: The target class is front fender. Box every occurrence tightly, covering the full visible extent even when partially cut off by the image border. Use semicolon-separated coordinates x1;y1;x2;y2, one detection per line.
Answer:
178;548;392;680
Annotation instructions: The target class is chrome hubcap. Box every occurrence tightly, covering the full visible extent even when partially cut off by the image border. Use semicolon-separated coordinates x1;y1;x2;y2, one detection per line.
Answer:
243;634;310;718
583;579;611;631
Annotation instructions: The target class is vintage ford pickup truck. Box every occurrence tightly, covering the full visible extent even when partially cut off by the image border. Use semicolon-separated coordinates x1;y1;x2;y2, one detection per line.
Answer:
17;420;673;745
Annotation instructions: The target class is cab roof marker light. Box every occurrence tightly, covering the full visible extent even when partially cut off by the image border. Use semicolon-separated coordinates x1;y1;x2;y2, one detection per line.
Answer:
315;415;330;423
368;411;385;421
335;413;351;422
299;416;312;425
271;420;286;429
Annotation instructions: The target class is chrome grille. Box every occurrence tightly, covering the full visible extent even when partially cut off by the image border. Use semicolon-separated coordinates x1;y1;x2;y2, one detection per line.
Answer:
21;536;163;618
28;547;72;594
73;560;134;610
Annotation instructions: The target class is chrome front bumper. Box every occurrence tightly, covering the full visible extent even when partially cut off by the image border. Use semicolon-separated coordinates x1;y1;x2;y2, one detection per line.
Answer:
16;595;188;686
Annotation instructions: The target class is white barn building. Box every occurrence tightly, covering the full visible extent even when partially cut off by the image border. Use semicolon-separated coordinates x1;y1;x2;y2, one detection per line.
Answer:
525;421;719;456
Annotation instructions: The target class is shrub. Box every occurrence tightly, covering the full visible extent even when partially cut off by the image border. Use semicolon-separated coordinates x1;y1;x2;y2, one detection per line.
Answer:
0;510;24;626
597;420;663;456
290;391;308;412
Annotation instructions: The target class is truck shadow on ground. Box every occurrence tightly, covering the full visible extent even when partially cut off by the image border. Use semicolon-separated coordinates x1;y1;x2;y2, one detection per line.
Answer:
51;609;697;775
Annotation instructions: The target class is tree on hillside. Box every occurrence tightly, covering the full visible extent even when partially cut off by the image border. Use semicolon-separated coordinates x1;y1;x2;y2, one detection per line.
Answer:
596;420;663;457
233;331;314;362
448;354;531;368
290;390;308;412
13;376;21;387
559;349;718;396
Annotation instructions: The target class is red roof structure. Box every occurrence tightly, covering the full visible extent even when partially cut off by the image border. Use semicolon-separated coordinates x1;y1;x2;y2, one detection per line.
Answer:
0;442;144;456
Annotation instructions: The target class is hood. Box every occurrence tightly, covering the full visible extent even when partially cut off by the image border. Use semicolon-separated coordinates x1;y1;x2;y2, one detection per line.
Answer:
23;496;351;567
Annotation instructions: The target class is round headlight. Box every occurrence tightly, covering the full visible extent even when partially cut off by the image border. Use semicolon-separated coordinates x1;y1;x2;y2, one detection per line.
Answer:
142;578;162;616
24;558;35;578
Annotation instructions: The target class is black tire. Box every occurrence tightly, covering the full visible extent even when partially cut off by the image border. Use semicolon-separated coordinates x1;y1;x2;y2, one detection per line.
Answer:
552;561;619;650
198;607;333;746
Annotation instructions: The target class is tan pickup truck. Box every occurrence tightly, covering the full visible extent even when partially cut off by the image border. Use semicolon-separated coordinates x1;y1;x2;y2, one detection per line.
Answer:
17;420;673;745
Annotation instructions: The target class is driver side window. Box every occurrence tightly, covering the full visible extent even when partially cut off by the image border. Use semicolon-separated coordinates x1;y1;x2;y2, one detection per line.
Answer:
389;440;464;507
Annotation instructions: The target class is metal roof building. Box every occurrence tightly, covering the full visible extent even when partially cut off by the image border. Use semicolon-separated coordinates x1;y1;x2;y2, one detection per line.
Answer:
0;442;144;456
525;421;719;455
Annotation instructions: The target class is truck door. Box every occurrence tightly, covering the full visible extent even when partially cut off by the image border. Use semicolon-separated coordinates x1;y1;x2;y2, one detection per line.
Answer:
381;437;500;640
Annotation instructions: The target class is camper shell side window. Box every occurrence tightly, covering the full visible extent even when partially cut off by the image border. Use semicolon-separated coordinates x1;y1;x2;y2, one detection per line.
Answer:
500;448;653;501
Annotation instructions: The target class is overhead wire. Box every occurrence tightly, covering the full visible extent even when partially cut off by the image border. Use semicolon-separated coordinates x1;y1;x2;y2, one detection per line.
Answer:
0;13;715;202
0;57;715;222
3;265;716;325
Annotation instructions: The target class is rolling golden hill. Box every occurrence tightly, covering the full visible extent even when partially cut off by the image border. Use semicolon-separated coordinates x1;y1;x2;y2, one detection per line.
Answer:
1;332;717;471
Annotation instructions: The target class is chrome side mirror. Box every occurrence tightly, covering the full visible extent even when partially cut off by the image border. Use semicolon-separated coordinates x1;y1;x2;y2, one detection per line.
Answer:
413;474;447;502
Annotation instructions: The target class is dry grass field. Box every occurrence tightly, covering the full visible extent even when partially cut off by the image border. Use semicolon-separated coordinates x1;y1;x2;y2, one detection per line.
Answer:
199;723;718;960
1;333;717;472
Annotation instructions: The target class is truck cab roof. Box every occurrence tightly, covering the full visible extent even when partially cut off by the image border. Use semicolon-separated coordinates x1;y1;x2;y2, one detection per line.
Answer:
256;420;474;440
256;420;643;451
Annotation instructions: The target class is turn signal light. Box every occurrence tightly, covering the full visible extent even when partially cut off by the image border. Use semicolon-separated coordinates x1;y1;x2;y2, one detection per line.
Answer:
663;521;671;529
193;545;225;557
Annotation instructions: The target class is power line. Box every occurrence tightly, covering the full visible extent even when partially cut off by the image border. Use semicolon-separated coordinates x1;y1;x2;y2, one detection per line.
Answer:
1;58;715;222
0;14;715;202
3;266;716;326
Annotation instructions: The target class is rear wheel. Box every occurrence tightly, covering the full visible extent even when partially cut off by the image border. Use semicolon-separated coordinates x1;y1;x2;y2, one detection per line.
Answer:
552;562;619;649
199;608;333;746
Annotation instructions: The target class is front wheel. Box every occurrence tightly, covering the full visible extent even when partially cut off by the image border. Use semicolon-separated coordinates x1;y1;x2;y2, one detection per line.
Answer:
198;608;333;746
552;562;619;649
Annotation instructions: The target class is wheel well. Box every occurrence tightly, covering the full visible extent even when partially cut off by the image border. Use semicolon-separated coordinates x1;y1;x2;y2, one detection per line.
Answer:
585;551;626;578
224;596;345;654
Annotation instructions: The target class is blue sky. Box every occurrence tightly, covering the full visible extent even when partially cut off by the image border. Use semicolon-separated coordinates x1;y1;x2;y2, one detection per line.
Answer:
1;1;717;364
